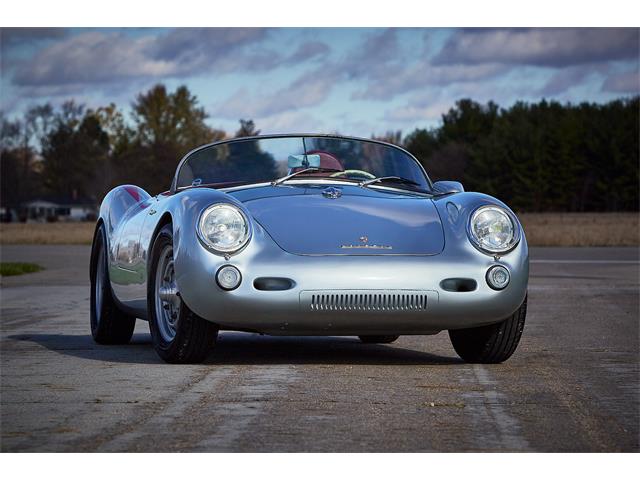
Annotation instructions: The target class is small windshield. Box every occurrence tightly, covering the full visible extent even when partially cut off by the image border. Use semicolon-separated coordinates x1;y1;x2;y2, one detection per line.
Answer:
174;135;430;192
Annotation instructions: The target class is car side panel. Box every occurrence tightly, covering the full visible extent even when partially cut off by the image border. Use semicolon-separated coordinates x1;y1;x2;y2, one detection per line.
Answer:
98;185;153;317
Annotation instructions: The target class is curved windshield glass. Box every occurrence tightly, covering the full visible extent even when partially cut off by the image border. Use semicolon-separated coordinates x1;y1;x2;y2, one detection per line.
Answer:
175;135;430;192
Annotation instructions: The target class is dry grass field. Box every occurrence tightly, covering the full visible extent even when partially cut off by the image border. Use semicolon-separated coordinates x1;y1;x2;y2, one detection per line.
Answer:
519;213;639;247
0;213;638;246
0;222;95;245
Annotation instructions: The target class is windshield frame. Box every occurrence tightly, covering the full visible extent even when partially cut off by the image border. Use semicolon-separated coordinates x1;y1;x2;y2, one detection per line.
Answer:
170;134;434;194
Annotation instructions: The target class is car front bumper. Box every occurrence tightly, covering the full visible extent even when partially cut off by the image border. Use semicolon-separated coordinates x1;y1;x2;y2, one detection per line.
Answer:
174;223;529;335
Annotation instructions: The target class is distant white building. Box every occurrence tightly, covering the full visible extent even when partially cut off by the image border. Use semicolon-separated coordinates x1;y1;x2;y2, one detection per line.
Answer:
21;197;98;222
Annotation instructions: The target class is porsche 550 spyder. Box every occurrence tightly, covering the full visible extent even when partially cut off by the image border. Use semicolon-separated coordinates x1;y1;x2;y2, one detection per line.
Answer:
90;134;528;364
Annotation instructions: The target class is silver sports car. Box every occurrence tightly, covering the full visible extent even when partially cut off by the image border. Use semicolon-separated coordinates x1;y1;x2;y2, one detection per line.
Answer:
90;134;528;364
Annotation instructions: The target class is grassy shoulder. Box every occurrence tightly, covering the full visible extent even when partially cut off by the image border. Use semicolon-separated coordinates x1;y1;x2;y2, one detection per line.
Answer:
0;262;44;276
0;213;638;247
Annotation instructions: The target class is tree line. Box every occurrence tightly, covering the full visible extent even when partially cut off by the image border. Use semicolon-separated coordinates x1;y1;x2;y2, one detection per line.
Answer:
401;97;639;212
1;83;638;216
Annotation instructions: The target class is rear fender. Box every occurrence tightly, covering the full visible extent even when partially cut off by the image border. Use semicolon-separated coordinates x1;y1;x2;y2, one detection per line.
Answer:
98;185;152;254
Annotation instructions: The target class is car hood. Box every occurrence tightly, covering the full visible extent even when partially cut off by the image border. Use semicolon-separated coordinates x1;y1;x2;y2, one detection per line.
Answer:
230;184;444;255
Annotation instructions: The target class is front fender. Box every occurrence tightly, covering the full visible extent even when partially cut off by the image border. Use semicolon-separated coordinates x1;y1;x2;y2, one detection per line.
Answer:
431;191;526;253
432;190;529;304
141;188;253;267
97;185;151;258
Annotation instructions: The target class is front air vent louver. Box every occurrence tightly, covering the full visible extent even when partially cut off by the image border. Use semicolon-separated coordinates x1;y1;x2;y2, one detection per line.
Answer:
305;291;428;312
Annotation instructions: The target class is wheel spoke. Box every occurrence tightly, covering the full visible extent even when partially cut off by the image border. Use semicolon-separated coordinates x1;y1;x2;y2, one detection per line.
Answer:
94;247;104;322
155;245;181;343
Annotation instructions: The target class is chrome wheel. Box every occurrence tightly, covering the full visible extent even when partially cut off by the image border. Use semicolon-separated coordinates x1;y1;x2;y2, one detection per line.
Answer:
154;245;180;343
94;245;104;323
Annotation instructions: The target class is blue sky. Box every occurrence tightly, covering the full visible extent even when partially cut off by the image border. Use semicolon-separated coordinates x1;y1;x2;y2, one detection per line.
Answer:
1;27;638;136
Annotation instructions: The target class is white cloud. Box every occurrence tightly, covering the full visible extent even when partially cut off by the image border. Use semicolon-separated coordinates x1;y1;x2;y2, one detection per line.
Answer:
214;67;336;118
384;102;452;123
11;28;276;88
602;69;640;93
14;31;176;86
257;110;326;134
434;28;639;67
352;63;508;100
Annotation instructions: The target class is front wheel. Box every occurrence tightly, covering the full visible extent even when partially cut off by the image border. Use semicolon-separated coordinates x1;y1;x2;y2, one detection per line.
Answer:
449;296;527;363
148;224;218;363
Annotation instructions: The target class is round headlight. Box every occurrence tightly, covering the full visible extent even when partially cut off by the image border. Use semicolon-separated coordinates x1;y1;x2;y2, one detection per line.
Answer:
198;204;251;254
469;205;518;253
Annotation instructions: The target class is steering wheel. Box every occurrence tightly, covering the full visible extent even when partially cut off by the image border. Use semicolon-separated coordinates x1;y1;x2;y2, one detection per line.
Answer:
330;170;376;180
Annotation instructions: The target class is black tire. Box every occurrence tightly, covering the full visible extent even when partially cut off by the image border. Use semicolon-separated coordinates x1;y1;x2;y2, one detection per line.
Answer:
358;335;400;344
147;224;218;363
449;296;527;363
90;224;136;344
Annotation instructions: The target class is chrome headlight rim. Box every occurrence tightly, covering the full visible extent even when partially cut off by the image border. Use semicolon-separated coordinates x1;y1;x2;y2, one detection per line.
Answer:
467;204;520;254
197;203;252;255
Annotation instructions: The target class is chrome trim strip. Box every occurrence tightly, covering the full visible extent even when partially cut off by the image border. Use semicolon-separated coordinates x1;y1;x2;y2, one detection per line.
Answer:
301;290;433;312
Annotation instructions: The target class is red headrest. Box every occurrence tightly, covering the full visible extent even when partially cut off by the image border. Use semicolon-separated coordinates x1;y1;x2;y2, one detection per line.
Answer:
306;150;344;171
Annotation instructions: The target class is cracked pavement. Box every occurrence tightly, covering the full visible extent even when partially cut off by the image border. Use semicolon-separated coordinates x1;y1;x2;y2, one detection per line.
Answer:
1;245;638;452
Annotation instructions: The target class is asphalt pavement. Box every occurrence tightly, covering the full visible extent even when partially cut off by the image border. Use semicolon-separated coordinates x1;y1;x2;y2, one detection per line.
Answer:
0;244;638;452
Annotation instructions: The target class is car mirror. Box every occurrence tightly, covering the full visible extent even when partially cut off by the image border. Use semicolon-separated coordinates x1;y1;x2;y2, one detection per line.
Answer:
288;154;321;169
432;180;464;194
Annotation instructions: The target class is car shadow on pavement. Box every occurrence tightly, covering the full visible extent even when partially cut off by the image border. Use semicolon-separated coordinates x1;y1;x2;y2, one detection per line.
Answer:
209;332;462;365
8;332;462;366
8;333;163;364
